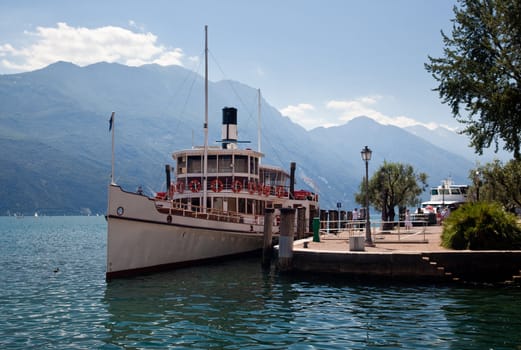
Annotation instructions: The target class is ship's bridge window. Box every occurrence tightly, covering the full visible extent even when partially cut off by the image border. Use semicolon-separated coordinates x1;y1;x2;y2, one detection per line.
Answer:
177;156;186;168
218;155;233;172
177;156;186;174
431;189;438;196
187;156;202;173
451;188;461;195
261;169;289;187
250;157;258;175
207;155;217;173
234;155;248;173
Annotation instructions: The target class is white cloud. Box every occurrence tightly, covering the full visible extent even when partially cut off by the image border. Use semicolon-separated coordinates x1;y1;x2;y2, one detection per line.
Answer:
280;103;332;130
326;96;451;130
0;22;186;72
280;95;453;131
128;20;145;32
280;103;314;116
280;103;338;130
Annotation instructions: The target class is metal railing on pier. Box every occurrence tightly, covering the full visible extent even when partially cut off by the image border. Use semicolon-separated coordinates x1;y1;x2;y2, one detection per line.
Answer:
318;219;428;242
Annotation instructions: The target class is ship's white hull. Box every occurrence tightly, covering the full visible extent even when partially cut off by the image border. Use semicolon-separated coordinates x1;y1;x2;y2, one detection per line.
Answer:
106;185;264;279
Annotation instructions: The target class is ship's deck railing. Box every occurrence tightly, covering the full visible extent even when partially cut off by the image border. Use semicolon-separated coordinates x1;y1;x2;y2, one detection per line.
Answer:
155;200;264;225
173;179;291;198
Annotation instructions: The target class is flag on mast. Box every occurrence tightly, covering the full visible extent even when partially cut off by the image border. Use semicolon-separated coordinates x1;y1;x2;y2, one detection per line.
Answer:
109;112;114;131
109;111;116;184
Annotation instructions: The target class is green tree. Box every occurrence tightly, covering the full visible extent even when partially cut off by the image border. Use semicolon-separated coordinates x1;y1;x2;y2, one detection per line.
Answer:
355;161;428;223
425;0;521;159
470;159;521;211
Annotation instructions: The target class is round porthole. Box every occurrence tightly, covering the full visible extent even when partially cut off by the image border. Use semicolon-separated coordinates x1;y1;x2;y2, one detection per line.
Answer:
117;207;124;216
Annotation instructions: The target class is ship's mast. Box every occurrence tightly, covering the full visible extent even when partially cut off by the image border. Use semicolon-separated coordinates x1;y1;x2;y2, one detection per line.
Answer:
257;89;261;164
202;25;209;212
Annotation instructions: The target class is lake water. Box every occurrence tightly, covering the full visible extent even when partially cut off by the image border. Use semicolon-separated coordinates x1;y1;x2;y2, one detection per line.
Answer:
1;216;520;349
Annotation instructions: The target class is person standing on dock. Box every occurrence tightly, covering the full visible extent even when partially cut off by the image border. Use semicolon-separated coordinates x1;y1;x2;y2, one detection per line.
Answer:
352;208;359;229
405;209;412;231
440;207;449;224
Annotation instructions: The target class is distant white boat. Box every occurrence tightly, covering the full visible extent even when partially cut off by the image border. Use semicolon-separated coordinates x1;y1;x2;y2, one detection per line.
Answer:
421;178;469;212
34;212;38;217
106;27;319;280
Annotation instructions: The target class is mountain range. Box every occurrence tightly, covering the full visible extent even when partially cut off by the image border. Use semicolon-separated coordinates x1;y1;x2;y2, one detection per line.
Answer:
0;62;507;215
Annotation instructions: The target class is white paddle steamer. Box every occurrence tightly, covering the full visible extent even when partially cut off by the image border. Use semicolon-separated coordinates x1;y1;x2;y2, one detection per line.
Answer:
106;27;318;279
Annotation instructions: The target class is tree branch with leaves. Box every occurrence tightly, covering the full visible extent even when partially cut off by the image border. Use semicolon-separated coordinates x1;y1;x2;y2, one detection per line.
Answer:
471;159;521;210
425;0;521;159
355;161;428;223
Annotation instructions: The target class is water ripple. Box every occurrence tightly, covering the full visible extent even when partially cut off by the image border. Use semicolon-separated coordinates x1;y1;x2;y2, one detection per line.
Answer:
1;217;521;349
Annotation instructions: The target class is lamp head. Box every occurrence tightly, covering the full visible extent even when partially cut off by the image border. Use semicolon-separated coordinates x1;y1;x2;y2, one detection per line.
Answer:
361;146;372;161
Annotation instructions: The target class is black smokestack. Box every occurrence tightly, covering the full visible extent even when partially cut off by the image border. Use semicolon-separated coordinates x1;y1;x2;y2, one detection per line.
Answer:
290;162;296;199
165;164;171;198
222;107;238;149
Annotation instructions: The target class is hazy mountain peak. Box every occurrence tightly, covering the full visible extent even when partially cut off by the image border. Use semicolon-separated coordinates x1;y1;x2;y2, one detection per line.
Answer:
0;61;487;213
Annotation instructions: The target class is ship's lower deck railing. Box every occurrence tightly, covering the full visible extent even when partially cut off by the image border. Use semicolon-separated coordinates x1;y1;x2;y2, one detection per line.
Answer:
155;200;264;225
153;198;316;235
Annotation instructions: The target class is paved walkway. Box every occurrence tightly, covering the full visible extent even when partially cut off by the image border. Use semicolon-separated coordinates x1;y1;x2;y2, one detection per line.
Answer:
286;225;521;284
297;225;449;253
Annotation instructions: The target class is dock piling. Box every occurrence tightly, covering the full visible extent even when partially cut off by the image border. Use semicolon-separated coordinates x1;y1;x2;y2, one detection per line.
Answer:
278;208;296;272
296;207;306;239
262;208;275;269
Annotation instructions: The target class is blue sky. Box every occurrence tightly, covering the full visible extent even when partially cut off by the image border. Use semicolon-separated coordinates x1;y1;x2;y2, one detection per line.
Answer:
0;0;458;131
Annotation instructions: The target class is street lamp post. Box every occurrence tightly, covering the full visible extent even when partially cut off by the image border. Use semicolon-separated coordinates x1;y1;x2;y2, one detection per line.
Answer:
361;146;373;246
337;201;342;233
442;182;445;208
475;171;480;201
